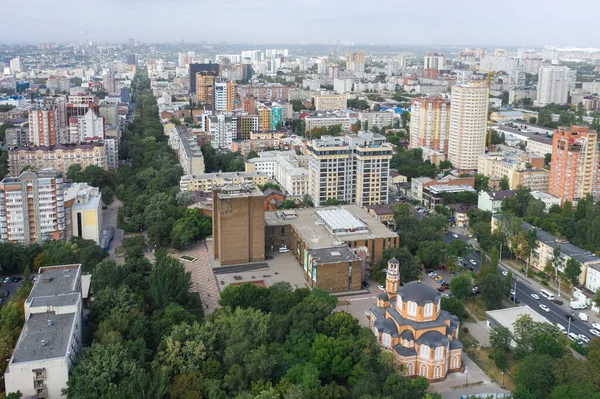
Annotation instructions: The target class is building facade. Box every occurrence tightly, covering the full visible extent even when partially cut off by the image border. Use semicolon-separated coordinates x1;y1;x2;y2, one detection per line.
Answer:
346;51;365;73
536;66;570;106
409;97;451;155
368;259;463;381
67;183;103;244
29;108;61;147
357;111;394;130
447;83;490;170
180;172;268;192
208;114;237;150
304;116;351;134
548;126;598;204
8;144;108;177
314;94;347;111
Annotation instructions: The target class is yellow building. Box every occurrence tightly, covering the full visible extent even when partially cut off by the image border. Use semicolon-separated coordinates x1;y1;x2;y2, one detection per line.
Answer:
179;171;269;192
313;94;347;111
196;74;214;103
66;183;103;244
368;259;463;381
259;107;271;132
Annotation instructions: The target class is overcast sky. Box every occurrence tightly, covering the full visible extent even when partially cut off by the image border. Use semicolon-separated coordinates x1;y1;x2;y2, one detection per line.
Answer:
1;0;599;47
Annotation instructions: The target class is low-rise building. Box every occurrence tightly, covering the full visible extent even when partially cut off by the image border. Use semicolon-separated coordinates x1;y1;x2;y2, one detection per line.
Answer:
486;306;550;347
274;155;309;198
304;116;351;133
65;183;103;244
245;150;297;178
477;151;549;191
264;205;399;291
231;138;281;155
357;111;394;130
530;191;561;212
313;94;347;111
422;185;477;210
477;190;515;213
5;264;83;399
180;171;269;192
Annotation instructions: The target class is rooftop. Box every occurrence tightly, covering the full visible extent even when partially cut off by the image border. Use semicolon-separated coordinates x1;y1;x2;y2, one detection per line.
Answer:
181;171;268;181
316;208;368;235
310;246;360;265
265;205;397;250
484;190;516;201
65;183;101;211
29;265;81;299
11;312;75;363
486;305;549;336
216;184;263;199
29;293;80;309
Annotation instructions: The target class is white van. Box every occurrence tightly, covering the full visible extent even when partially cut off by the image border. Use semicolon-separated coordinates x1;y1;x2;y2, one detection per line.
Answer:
570;301;587;310
578;312;589;322
539;289;555;300
554;322;567;334
568;332;579;342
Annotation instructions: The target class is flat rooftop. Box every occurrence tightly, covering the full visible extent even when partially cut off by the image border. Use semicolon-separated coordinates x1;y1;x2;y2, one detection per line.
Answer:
316;208;368;235
29;293;80;309
11;312;75;363
486;306;549;336
265;205;397;250
217;184;263;199
311;246;360;264
30;265;81;299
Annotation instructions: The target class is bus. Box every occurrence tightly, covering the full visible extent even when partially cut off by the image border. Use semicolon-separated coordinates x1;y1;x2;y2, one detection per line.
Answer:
539;289;556;300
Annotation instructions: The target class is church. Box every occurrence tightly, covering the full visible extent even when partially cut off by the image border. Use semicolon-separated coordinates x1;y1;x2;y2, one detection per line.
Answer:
367;258;464;381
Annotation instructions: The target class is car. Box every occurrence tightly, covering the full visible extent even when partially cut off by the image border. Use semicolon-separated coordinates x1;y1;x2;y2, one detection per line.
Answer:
470;259;477;265
2;277;10;284
579;312;589;322
510;289;515;296
279;247;289;253
590;329;600;337
457;257;463;262
452;233;459;238
539;304;550;312
565;314;576;321
437;286;449;292
435;276;443;282
2;291;8;298
552;299;564;305
378;285;385;291
592;322;600;330
441;293;451;298
13;277;21;283
568;332;579;342
440;265;447;270
363;281;370;288
427;272;436;278
0;298;3;305
531;293;540;300
510;295;521;304
441;282;450;287
451;272;459;276
501;270;508;276
439;279;446;285
578;334;589;344
555;323;566;333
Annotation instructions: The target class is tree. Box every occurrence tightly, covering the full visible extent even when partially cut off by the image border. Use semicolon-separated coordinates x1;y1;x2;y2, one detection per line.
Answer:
259;182;281;191
490;326;511;352
247;150;259;159
594;289;600;310
279;200;297;210
149;252;193;309
171;208;212;249
67;164;84;182
504;270;513;295
101;186;115;207
170;371;205;399
416;241;445;268
526;228;537;277
479;274;505;310
301;194;314;208
449;274;472;300
474;174;489;192
550;384;600;399
445;240;471;259
323;198;340;206
375;247;421;285
564;258;582;286
439;160;452;170
514;354;556;399
500;175;510;190
440;297;467;320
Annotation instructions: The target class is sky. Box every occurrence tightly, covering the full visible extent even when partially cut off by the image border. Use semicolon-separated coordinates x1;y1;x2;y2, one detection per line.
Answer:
1;0;599;47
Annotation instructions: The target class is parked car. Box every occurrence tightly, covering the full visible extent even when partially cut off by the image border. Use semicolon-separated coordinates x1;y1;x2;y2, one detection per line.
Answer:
363;281;370;288
539;304;550;312
427;271;436;278
2;277;10;284
452;233;459;238
565;314;576;321
589;329;600;337
568;332;579;342
441;282;450;288
578;312;589;322
451;272;459;276
552;299;564;305
501;270;508;276
2;291;8;298
470;259;477;265
378;285;385;291
13;277;21;283
578;335;589;344
592;322;600;330
555;323;566;334
510;295;520;304
279;247;289;253
510;289;515;296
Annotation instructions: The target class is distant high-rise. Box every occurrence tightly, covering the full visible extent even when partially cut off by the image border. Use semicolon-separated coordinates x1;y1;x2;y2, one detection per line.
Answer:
397;53;407;68
214;81;237;112
189;63;220;94
208;114;237;150
128;38;135;47
9;57;22;73
424;52;445;70
196;75;214;104
346;51;365;73
409;97;451;156
536;66;570;106
126;54;137;66
102;72;117;94
29;108;60;146
447;82;489;170
548;126;598;204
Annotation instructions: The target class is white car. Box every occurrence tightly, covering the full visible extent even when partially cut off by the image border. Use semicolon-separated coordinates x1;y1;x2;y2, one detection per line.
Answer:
593;322;600;330
589;329;600;337
470;259;477;265
510;289;515;296
279;247;289;253
457;257;463;262
578;334;590;344
555;323;567;334
568;332;579;342
427;272;436;278
502;270;508;276
539;304;550;312
452;234;459;238
531;293;540;300
378;285;385;291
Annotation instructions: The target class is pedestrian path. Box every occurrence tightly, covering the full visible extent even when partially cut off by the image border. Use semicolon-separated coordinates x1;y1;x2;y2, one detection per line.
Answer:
178;242;220;314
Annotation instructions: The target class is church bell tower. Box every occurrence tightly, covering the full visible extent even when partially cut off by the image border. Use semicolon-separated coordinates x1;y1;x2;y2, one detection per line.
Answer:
385;258;400;295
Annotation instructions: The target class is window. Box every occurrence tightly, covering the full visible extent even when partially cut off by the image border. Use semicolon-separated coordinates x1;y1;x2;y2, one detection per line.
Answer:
382;333;391;347
406;362;414;376
451;356;459;369
434;365;443;379
407;301;417;316
420;345;429;359
435;346;444;360
420;364;428;378
424;303;433;317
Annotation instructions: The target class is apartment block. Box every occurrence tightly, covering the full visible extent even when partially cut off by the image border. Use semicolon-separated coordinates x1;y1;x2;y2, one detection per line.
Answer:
66;183;103;244
548;126;598;204
212;185;265;266
304;116;351;133
307;131;392;207
231;138;281;156
4;126;28;148
409;97;451;155
447;82;489;170
5;264;83;399
346;51;365;73
68;108;105;143
536;66;570;106
168;126;205;175
195;74;214;104
236;115;259;140
179;172;269;192
214;81;237;112
29;108;60;146
314;94;347;111
424;52;445;70
477;151;548;191
208;114;237;150
8;143;108;177
274;154;309;198
0;170;70;245
357;111;394;130
245;150;297;178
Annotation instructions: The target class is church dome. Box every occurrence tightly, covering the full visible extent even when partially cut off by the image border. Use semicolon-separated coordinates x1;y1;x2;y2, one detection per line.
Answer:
398;281;440;306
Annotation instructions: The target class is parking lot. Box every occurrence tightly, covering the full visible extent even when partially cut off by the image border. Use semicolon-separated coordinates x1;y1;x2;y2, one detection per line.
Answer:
0;275;25;304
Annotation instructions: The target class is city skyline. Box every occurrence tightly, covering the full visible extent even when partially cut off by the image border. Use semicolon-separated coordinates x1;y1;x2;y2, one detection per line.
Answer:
1;0;599;47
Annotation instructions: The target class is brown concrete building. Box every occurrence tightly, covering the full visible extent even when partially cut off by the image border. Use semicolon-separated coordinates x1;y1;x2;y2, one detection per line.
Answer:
548;126;598;204
195;74;214;104
212;184;265;266
264;205;399;292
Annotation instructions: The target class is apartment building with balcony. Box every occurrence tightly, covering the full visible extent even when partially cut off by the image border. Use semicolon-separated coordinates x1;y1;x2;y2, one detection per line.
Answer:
179;171;269;192
477;151;549;191
5;264;83;399
409;97;451;156
168;126;205;175
304;115;351;134
314;94;347;111
0;170;70;245
357;111;394;130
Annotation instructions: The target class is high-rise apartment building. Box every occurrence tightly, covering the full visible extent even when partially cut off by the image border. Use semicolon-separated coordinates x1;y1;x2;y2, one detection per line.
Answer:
409;97;451;155
447;82;489;170
536;66;570;106
548;126;598;204
189;63;220;94
214;81;238;112
397;53;407;68
208;114;237;150
424;52;445;70
236;115;259;140
307;131;392;207
212;184;265;266
29;108;60;146
9;57;22;73
68;108;105;143
346;51;365;73
196;75;214;104
102;72;118;94
0;170;70;245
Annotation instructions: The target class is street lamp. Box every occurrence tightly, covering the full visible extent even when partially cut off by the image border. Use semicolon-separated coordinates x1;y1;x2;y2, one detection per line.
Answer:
514;278;520;303
465;372;469;388
555;266;561;298
502;371;505;388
